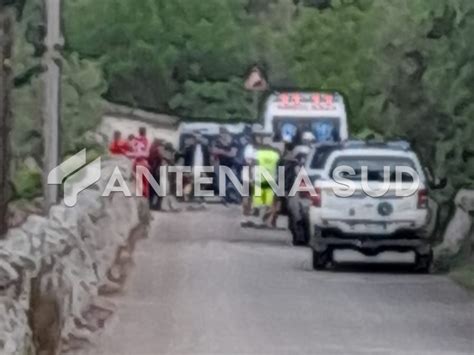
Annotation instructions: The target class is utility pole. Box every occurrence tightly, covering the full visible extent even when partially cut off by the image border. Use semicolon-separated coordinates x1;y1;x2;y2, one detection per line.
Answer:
0;4;14;238
42;0;62;211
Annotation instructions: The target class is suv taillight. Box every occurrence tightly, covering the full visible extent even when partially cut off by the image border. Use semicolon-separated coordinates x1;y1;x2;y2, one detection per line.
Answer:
311;188;322;207
299;181;322;207
418;189;428;209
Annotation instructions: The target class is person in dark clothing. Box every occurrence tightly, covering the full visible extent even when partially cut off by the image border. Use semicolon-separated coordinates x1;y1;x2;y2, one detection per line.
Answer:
148;139;163;210
281;141;299;195
160;142;181;212
212;128;239;168
234;128;252;182
211;128;241;203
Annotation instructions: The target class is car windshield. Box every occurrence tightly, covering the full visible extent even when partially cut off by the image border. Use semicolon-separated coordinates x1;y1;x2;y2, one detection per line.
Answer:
330;156;417;182
273;117;341;144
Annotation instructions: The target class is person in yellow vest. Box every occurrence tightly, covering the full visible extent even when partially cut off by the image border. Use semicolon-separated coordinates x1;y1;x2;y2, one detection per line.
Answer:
252;138;281;228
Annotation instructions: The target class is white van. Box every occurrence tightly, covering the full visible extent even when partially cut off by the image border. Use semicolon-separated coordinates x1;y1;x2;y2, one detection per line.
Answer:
177;122;247;150
263;92;349;144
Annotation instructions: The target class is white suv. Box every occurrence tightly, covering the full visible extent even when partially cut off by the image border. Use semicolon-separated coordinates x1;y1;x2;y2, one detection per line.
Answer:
308;141;433;272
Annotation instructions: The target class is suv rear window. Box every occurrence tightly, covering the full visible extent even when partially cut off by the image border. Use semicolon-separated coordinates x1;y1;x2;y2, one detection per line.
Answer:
310;145;341;170
330;156;416;182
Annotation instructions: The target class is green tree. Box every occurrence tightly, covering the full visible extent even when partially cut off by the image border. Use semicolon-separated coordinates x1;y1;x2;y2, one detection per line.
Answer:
287;0;375;130
357;0;474;194
421;0;474;195
248;0;298;89
10;0;107;200
65;0;256;119
61;54;107;154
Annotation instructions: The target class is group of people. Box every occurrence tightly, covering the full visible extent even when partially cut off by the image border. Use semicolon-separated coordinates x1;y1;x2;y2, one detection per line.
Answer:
108;124;317;228
108;127;179;211
240;127;317;228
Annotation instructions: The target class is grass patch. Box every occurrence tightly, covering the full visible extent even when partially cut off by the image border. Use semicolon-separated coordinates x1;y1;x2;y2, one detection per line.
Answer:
450;259;474;293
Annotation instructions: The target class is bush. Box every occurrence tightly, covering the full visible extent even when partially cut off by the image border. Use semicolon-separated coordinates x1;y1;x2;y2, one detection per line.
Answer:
12;167;42;200
450;260;474;292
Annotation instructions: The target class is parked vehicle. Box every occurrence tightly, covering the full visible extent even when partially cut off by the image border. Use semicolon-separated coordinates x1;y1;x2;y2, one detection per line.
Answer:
177;122;247;151
306;141;434;272
177;121;248;204
263;92;349;144
287;144;340;246
269;92;350;241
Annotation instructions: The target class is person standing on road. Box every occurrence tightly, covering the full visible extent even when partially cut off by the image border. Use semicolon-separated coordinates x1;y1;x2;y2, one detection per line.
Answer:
251;131;281;228
235;126;253;182
241;130;258;225
131;127;151;198
275;139;297;218
212;127;240;203
125;134;136;158
109;130;131;156
290;131;314;169
129;127;150;158
148;139;163;210
212;128;239;169
160;142;181;212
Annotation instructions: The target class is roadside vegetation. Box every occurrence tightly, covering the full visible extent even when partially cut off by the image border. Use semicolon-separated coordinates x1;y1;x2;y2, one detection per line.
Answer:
451;260;474;292
10;0;474;281
11;0;107;200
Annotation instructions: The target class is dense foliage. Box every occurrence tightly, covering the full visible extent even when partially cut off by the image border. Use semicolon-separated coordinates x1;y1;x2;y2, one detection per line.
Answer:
11;0;106;199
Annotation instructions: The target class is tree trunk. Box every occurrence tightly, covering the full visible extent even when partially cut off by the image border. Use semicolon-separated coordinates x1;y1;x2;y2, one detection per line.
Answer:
0;5;14;238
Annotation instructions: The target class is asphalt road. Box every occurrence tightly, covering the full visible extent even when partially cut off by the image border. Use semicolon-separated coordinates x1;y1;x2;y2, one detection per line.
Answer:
89;205;474;355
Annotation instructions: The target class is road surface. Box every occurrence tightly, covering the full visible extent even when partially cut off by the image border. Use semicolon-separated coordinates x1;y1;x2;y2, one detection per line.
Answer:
88;205;474;355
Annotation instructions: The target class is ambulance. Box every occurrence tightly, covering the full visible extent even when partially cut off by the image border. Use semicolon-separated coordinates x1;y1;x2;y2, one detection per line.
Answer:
263;92;349;144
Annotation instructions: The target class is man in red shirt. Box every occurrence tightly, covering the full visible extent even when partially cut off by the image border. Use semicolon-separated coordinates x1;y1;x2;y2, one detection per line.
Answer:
109;131;131;155
130;127;149;159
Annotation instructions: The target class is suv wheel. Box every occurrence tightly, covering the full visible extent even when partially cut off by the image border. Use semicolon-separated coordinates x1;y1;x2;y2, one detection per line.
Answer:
312;249;332;270
414;250;433;274
288;213;295;234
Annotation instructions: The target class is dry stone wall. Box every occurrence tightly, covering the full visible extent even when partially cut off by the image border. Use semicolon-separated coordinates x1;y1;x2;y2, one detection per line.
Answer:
0;157;150;355
435;189;474;269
